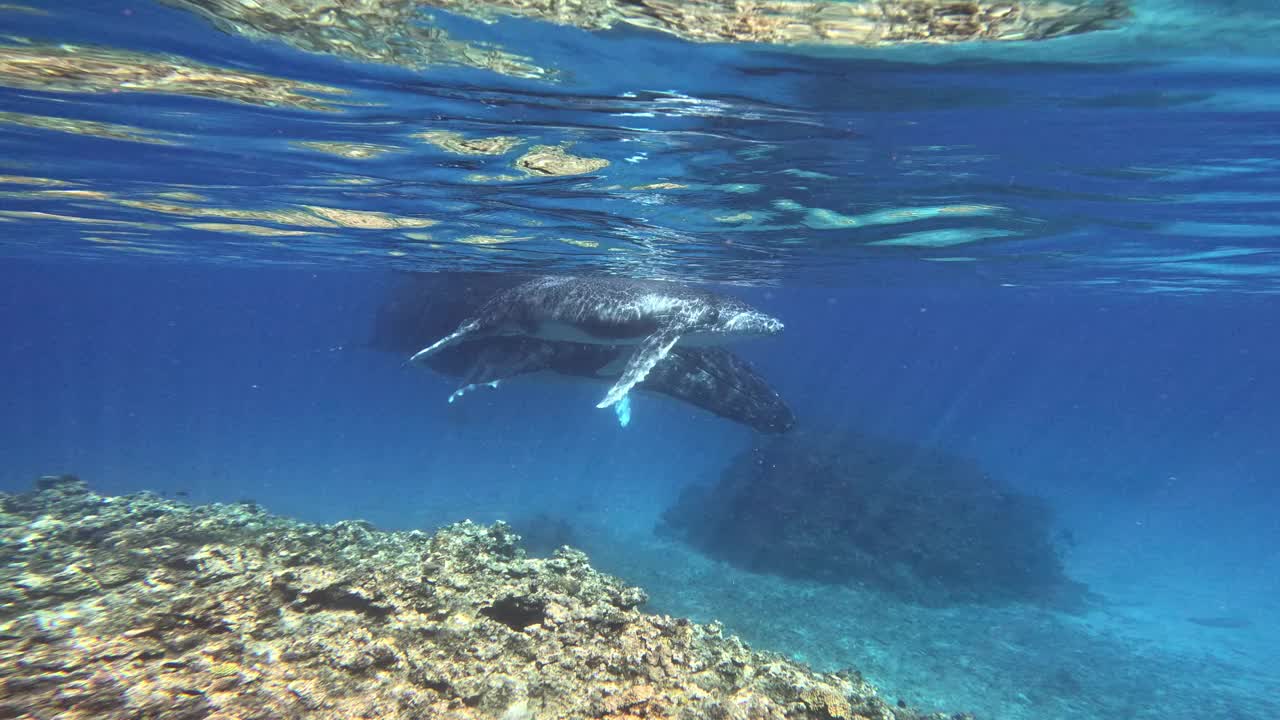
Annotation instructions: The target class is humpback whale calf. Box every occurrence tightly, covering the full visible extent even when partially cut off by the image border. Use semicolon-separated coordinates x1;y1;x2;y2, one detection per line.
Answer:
407;275;785;409
369;272;796;433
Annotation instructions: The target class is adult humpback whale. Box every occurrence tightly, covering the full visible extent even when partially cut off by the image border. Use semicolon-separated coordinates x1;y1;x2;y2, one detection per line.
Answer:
407;275;785;409
370;272;795;434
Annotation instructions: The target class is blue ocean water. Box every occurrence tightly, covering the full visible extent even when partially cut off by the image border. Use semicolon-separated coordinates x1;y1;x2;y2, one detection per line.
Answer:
2;1;1279;718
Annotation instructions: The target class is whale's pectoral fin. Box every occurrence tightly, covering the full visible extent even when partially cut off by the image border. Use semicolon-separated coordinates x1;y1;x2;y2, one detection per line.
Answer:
409;319;485;364
597;326;682;409
448;380;501;404
447;341;556;404
614;394;632;427
449;356;503;403
457;341;554;387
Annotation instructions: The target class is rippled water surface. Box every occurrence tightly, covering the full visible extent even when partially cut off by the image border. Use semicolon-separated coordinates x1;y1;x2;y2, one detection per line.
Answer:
2;0;1278;290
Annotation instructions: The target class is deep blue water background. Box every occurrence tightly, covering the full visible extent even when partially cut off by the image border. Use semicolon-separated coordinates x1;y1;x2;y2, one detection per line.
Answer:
3;0;1280;717
6;259;1277;521
6;256;1280;720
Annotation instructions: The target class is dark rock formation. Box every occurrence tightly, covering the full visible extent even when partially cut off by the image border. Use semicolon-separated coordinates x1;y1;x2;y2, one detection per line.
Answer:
1;474;968;720
659;432;1088;608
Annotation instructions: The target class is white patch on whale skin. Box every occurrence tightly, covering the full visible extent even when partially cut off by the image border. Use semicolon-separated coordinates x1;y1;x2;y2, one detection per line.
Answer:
447;380;500;403
723;310;784;334
615;395;632;427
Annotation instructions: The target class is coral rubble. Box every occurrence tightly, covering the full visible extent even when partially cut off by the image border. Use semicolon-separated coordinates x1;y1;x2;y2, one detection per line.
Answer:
1;475;964;720
660;431;1088;608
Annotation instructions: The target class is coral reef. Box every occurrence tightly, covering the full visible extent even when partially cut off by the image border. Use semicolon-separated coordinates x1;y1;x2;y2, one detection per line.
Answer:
507;511;580;558
1;475;966;720
659;431;1088;608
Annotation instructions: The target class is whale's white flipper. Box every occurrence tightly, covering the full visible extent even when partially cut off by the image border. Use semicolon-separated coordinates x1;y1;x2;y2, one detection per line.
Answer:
614;394;632;427
448;380;500;404
410;319;483;364
597;326;682;409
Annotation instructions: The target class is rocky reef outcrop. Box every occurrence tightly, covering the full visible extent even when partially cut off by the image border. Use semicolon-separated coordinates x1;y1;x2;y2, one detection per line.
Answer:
0;475;968;720
660;432;1087;608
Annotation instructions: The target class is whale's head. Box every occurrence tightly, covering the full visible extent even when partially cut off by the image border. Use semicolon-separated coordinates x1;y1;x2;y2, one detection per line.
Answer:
708;299;784;339
725;309;783;336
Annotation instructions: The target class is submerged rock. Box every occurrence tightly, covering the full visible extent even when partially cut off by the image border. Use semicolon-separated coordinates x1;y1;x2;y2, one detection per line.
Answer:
660;432;1090;608
0;475;966;720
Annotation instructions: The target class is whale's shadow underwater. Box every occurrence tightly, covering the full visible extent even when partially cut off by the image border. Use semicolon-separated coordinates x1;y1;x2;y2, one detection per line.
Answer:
368;272;796;433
